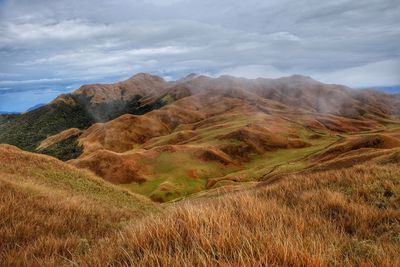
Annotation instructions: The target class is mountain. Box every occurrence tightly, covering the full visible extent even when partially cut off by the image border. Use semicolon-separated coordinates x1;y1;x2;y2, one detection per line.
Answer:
4;73;395;202
26;103;46;112
373;85;400;94
2;73;400;154
0;73;169;152
2;73;400;266
0;111;19;114
2;73;400;199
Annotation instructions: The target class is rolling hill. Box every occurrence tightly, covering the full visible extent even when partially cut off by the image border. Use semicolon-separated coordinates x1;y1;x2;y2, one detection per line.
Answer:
1;143;399;266
0;73;169;152
2;73;400;202
29;74;399;202
0;144;157;266
1;73;400;266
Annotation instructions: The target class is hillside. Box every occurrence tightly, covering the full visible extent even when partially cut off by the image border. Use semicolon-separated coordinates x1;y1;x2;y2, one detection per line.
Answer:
1;74;400;266
4;73;398;202
0;144;157;266
1;74;400;154
48;74;397;202
3;151;398;266
79;162;400;266
0;73;169;152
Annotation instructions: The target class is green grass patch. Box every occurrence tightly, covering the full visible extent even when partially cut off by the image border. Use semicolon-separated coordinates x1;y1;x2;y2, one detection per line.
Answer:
123;150;239;202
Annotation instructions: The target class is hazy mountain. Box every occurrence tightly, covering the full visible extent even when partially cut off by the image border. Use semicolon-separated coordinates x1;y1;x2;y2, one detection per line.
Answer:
373;85;400;94
26;103;46;112
0;111;20;115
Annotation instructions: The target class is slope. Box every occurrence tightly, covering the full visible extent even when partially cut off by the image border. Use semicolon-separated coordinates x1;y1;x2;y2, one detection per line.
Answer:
0;73;168;152
80;162;400;266
0;144;157;266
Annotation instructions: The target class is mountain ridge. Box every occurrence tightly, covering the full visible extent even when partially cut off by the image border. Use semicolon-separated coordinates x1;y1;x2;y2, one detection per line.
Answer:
12;72;396;202
1;73;399;156
2;73;400;265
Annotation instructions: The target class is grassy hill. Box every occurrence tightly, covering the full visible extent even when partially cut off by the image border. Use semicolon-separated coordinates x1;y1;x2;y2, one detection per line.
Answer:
81;162;400;266
2;143;399;266
0;73;168;154
0;144;157;266
0;99;95;151
2;73;400;265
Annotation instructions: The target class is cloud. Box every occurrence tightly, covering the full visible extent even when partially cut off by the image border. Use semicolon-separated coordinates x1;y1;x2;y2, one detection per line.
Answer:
216;65;291;79
314;59;400;87
0;0;399;111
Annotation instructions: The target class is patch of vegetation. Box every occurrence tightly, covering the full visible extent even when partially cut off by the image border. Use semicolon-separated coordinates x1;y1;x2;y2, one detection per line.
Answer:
124;150;237;202
0;99;94;151
0;94;169;153
38;135;84;161
0;114;19;125
78;94;168;122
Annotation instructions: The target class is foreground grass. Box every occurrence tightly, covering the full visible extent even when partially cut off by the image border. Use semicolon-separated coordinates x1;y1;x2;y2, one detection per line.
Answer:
0;145;157;266
0;145;155;211
80;163;400;266
0;179;139;266
2;144;399;266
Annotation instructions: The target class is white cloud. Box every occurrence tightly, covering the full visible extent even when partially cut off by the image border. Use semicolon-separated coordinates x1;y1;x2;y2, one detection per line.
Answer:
0;0;399;111
216;65;291;79
314;59;400;87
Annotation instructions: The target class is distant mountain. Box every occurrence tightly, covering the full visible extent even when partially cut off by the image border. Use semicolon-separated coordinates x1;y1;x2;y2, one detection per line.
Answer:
0;111;19;115
1;73;400;159
373;85;400;94
26;103;46;112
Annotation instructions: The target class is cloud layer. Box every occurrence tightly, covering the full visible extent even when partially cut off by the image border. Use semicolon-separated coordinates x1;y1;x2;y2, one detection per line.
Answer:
0;0;399;111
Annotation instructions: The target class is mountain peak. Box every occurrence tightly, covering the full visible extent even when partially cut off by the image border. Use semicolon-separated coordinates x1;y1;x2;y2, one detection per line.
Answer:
287;74;316;81
125;72;164;82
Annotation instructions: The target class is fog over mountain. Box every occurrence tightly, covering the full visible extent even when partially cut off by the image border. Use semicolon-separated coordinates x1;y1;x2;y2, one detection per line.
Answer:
0;0;399;111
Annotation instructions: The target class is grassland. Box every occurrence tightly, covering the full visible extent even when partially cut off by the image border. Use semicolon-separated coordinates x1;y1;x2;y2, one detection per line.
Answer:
123;150;238;202
122;120;340;201
78;162;400;266
2;124;400;266
0;145;159;266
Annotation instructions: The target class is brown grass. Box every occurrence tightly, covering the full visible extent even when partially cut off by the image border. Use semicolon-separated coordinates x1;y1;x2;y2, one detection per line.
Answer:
79;163;400;267
0;145;156;266
0;179;135;266
2;144;400;266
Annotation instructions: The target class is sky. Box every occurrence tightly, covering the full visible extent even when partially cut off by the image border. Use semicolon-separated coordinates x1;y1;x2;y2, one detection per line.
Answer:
0;0;399;112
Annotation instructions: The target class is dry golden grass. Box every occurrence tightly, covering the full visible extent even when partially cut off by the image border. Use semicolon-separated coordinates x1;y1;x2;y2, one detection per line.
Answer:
0;179;136;266
1;143;400;266
0;145;156;266
80;163;400;267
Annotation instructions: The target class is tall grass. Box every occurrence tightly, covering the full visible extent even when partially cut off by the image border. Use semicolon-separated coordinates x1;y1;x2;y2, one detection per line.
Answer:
81;164;400;266
1;144;399;266
0;179;135;266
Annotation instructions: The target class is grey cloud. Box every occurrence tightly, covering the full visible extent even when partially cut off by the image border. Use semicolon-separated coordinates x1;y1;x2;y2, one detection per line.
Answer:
0;0;399;111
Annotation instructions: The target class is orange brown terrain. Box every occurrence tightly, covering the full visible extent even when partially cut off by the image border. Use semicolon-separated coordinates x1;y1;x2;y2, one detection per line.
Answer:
1;73;400;266
43;73;399;202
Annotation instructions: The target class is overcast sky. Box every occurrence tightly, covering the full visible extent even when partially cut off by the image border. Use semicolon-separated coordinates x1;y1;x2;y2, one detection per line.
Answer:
0;0;399;111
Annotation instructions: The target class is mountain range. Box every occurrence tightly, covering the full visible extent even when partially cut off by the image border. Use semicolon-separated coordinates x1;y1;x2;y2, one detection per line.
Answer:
1;73;400;265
